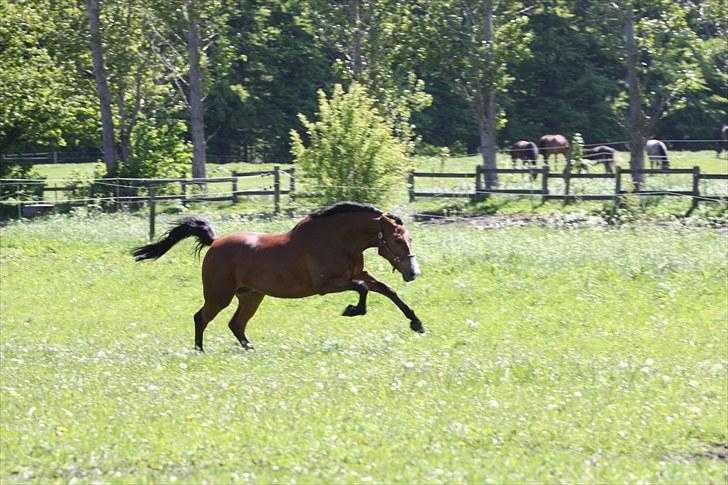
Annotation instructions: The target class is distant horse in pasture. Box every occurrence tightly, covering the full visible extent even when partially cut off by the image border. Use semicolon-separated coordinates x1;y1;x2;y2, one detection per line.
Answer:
717;125;728;159
132;202;424;351
538;134;570;169
645;139;670;169
584;145;621;173
511;140;539;180
510;141;539;168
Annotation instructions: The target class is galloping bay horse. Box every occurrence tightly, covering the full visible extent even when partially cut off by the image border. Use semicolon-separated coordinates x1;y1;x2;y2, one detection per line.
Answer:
538;134;570;170
132;202;424;351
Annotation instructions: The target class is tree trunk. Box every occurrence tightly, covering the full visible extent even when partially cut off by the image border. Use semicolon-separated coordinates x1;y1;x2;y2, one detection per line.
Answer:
187;0;207;179
479;0;498;189
625;6;645;189
349;0;363;80
86;0;116;174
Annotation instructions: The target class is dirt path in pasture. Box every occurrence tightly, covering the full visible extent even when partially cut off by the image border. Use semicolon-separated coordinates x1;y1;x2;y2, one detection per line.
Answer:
412;211;728;235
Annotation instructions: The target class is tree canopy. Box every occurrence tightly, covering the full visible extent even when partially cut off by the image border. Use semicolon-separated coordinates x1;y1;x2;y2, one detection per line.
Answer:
0;0;724;172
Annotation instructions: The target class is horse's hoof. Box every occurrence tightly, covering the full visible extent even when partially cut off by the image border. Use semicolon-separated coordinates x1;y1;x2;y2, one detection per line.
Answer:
410;320;425;333
242;342;255;351
194;345;204;353
342;304;362;317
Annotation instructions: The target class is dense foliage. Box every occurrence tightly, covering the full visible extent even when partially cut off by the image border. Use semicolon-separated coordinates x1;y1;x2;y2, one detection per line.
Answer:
0;0;725;171
291;83;408;204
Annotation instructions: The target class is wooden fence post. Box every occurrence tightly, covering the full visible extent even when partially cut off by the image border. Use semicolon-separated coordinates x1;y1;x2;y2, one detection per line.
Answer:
115;178;121;211
148;186;156;241
541;165;549;204
409;171;415;202
691;165;700;213
273;165;281;214
232;178;238;203
474;166;482;201
289;167;296;194
563;167;571;204
614;166;622;209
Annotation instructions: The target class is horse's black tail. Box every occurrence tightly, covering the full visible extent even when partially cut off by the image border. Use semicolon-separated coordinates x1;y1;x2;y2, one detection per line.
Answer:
132;216;216;261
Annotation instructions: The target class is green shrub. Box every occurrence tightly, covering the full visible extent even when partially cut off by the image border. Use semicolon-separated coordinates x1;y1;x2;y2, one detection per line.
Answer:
290;83;410;205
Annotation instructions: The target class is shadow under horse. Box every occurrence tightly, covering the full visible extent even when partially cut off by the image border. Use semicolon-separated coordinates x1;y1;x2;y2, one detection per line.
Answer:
132;202;425;351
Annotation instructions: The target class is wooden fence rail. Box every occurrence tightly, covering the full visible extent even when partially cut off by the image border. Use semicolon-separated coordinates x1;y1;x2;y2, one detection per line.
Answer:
409;165;728;212
0;165;297;222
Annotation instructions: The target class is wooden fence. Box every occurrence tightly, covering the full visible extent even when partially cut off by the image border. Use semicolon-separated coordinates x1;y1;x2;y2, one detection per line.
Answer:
1;166;296;219
409;165;728;212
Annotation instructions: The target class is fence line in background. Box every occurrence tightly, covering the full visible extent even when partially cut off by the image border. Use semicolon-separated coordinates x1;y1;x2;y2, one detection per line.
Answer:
410;165;728;214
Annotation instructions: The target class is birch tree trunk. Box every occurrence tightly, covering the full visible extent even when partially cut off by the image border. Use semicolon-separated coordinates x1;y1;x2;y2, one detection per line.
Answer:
625;6;645;189
86;0;116;174
187;0;207;179
480;0;498;189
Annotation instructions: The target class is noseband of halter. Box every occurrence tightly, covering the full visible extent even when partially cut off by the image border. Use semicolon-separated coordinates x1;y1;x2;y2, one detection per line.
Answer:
377;216;415;265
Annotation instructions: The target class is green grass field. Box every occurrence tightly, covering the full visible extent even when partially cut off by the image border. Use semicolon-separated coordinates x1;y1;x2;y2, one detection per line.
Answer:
1;212;726;483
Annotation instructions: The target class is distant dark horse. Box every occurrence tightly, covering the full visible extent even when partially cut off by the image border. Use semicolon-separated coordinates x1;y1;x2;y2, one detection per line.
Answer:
645;139;670;169
511;140;539;179
717;125;728;159
584;145;621;173
132;202;424;351
538;134;570;169
511;141;539;168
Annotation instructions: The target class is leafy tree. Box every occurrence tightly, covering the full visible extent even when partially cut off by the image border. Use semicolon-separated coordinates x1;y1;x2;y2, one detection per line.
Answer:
307;0;432;150
290;83;408;204
0;1;96;154
412;0;533;188
205;0;334;162
587;0;708;186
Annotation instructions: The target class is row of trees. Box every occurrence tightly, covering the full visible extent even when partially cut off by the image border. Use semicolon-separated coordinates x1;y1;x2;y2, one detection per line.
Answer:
1;0;726;189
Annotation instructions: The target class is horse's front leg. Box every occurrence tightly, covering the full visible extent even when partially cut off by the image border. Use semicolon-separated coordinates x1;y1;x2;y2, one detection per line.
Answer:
313;277;369;317
357;270;425;333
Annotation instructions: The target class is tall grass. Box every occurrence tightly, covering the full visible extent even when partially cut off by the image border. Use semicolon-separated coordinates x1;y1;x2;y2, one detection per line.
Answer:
1;213;726;483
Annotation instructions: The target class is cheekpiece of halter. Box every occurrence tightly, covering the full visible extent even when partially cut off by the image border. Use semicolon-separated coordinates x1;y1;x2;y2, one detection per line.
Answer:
378;230;402;263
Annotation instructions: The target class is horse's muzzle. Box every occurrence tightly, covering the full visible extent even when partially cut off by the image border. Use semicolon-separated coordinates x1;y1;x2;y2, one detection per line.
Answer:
402;271;417;282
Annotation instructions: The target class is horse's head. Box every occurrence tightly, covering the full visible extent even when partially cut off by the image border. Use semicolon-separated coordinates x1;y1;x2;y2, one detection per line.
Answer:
377;214;420;282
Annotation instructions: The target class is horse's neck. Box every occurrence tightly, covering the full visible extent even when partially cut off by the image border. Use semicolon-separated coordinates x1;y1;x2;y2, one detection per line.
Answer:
322;213;380;253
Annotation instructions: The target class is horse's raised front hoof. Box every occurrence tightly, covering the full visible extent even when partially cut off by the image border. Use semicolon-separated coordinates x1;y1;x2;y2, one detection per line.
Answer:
342;304;364;317
410;320;425;333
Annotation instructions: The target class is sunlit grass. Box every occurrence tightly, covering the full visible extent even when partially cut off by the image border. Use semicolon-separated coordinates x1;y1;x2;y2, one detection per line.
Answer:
1;213;726;483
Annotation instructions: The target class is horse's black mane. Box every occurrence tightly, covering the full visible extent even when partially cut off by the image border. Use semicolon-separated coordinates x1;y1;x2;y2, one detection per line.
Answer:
309;202;383;219
307;202;403;224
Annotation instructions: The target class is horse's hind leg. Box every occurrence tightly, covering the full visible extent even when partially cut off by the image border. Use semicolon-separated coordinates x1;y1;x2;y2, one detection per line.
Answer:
228;289;265;350
194;292;234;352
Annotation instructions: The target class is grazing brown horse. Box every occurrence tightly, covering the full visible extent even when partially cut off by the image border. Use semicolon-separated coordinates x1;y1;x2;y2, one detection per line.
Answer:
717;125;728;159
132;203;424;351
538;134;570;169
645;139;670;169
510;141;539;169
584;145;621;173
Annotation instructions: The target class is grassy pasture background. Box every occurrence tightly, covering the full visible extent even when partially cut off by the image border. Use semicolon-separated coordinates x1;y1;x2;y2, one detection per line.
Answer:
21;150;728;221
1;211;726;483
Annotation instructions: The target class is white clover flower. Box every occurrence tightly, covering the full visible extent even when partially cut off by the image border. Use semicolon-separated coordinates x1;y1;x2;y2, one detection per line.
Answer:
489;399;499;408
